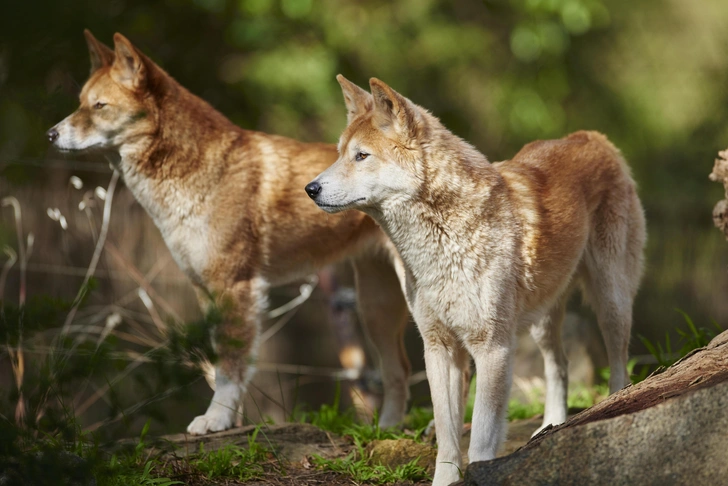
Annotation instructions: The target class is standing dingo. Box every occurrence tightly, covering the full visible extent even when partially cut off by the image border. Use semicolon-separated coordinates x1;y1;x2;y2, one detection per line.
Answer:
307;76;646;486
47;32;413;435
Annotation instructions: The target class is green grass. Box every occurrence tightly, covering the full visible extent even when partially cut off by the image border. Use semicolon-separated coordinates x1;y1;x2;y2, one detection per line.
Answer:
124;461;183;486
295;385;432;483
296;383;429;442
100;423;281;485
638;309;723;370
101;421;182;486
506;398;544;421
191;427;274;481
295;382;356;435
505;384;607;421
404;405;436;432
312;439;431;484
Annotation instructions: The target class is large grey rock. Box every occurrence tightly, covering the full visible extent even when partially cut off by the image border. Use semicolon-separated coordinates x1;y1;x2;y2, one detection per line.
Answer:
462;330;728;486
463;381;728;486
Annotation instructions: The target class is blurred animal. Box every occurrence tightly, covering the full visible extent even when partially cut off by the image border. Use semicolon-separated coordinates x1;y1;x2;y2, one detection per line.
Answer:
307;76;646;486
47;32;413;435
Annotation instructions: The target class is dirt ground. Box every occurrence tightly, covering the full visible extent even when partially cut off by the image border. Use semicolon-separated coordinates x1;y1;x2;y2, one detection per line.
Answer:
153;417;543;485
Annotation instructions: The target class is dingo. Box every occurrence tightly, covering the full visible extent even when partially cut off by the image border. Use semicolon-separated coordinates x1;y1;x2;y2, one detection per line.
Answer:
48;32;412;435
307;76;646;486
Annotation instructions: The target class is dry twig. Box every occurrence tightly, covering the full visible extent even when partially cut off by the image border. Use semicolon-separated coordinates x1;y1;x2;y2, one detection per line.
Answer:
60;170;120;336
1;196;34;426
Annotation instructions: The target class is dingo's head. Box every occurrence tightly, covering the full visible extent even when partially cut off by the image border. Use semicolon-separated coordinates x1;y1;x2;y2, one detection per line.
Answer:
47;30;166;155
305;76;430;214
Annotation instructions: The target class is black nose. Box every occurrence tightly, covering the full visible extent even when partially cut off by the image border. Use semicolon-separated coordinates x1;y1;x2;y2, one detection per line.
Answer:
47;128;59;143
305;181;322;199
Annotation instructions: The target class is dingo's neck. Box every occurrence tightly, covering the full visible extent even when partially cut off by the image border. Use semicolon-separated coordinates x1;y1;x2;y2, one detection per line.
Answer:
112;83;249;285
117;83;242;224
371;169;516;289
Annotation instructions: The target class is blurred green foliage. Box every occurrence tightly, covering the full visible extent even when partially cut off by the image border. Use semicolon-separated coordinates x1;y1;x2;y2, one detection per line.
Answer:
638;309;724;368
0;0;726;345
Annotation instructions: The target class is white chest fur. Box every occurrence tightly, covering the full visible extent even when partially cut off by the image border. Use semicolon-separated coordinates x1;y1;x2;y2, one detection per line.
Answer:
381;200;521;334
121;164;212;287
394;226;481;327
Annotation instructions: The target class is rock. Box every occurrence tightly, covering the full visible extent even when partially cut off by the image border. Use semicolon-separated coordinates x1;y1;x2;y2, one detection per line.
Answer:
461;330;728;486
463;382;728;485
365;439;438;475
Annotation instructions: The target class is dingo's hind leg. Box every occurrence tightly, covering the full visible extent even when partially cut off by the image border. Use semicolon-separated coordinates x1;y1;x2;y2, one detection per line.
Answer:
583;188;645;394
530;297;568;435
354;255;411;428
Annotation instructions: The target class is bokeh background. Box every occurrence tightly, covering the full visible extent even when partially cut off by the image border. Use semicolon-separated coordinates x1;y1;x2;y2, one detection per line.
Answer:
1;0;727;439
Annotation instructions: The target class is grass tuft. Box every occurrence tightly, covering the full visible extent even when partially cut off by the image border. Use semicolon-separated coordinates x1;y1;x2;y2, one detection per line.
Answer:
297;383;429;442
191;426;274;481
638;309;723;370
312;440;431;484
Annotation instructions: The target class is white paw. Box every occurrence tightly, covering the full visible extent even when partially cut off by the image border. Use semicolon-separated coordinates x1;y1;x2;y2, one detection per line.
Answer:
531;421;555;438
186;410;234;435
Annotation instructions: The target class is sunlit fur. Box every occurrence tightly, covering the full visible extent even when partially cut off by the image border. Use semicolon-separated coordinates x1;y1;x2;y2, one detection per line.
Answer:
50;32;413;435
309;76;646;486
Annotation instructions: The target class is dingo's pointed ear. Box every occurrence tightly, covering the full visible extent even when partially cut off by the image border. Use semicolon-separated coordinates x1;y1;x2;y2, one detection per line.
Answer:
337;74;373;124
84;29;114;74
369;78;417;137
111;33;146;90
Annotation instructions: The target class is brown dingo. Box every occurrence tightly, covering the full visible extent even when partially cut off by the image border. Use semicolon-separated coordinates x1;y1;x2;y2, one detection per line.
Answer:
307;76;646;485
48;32;412;435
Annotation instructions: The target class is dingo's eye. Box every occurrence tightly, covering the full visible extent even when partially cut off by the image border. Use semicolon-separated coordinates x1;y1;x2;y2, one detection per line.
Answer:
93;102;107;110
355;152;369;162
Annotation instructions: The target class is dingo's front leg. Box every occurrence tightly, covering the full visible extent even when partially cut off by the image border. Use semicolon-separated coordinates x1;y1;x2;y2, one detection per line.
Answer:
187;280;265;435
187;368;243;434
465;334;515;463
421;322;468;486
